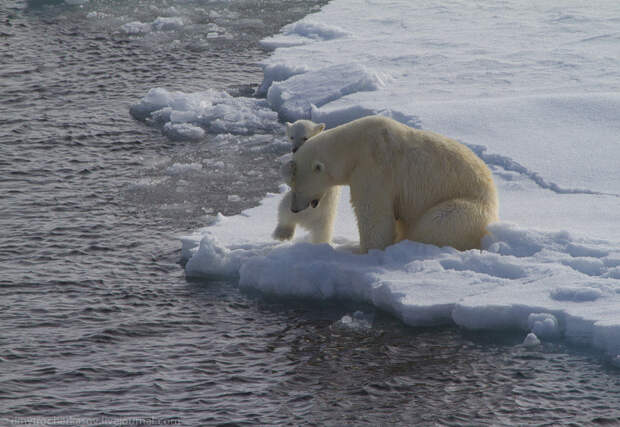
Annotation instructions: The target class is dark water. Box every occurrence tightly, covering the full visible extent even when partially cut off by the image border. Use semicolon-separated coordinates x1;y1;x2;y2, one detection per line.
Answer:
1;1;620;425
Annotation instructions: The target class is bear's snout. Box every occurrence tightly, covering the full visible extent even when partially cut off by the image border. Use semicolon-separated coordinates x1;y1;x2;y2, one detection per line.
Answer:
290;193;309;213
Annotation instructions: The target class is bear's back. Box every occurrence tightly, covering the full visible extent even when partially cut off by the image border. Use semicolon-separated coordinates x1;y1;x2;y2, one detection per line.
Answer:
360;116;496;207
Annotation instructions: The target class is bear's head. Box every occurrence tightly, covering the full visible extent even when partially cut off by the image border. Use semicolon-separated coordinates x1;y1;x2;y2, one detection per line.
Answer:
286;120;325;153
289;142;331;213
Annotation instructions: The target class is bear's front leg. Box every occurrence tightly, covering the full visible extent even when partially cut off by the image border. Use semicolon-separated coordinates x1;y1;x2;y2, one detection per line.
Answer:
350;183;396;252
305;186;340;244
273;224;295;241
272;192;296;241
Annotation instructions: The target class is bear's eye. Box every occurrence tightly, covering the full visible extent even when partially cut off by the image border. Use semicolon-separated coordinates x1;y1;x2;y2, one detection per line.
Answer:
303;137;308;141
290;137;294;140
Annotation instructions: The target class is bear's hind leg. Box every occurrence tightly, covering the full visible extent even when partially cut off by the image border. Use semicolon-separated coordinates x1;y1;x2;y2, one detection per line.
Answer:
408;198;495;251
395;219;407;243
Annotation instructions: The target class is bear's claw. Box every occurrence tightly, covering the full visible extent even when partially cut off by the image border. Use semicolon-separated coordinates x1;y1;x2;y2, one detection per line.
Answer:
273;225;295;241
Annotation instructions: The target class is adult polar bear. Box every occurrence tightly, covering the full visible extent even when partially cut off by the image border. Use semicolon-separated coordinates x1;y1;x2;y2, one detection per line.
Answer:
290;116;499;252
272;120;341;244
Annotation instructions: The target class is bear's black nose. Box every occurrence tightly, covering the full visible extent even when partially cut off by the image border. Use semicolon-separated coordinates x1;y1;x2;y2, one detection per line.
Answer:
311;199;319;208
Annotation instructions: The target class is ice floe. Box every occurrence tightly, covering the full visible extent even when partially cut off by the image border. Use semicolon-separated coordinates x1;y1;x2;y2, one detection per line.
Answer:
181;186;620;360
178;0;620;362
130;88;280;137
261;20;350;49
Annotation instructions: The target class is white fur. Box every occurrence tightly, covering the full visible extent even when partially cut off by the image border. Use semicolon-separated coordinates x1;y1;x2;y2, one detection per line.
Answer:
291;115;499;252
273;120;340;244
285;120;325;153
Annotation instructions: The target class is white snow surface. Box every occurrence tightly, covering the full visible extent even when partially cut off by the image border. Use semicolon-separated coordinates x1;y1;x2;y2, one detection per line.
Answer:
261;20;350;49
130;87;280;136
523;333;541;347
182;0;620;360
120;17;185;34
166;162;203;176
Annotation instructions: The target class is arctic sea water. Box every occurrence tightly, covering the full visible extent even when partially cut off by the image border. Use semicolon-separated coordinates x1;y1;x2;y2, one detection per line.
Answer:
1;0;620;425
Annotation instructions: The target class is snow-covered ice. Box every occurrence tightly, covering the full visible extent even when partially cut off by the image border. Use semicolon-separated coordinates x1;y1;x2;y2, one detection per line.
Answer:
333;311;374;331
120;17;185;35
180;0;620;362
260;20;351;49
166;162;203;176
130;88;280;137
266;63;385;122
523;333;541;347
151;16;184;32
182;185;620;359
121;21;152;35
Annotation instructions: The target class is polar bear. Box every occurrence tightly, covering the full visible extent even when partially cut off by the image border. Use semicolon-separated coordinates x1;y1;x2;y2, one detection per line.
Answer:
290;115;499;252
272;120;341;244
286;120;325;153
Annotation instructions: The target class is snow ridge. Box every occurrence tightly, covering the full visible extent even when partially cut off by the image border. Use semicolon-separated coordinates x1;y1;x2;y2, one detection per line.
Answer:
467;144;620;197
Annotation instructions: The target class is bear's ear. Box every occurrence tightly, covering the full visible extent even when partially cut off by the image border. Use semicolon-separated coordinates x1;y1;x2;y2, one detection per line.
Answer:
313;161;324;173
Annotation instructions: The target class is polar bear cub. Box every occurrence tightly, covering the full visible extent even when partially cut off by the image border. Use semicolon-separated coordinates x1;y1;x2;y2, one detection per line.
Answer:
286;120;325;153
273;120;341;244
290;115;499;252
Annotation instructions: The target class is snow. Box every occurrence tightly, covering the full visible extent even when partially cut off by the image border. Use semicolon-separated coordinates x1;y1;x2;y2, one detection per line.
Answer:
166;162;203;176
151;16;184;32
130;88;280;137
523;333;541;347
163;122;205;141
120;17;184;34
121;21;152;35
179;0;620;362
334;311;374;331
182;186;620;359
266;63;385;122
528;313;560;339
261;20;351;49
